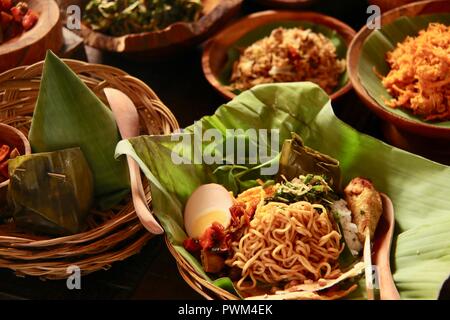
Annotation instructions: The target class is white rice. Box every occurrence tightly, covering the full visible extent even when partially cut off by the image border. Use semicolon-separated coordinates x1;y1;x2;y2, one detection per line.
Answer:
331;199;362;256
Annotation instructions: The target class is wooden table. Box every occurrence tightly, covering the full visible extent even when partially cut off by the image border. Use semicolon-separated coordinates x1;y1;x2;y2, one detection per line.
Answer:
0;0;411;300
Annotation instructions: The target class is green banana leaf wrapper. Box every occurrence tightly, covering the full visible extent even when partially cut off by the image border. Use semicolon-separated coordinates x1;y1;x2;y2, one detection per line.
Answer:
7;148;94;236
279;132;341;191
219;21;349;95
359;13;450;127
29;51;130;210
116;82;450;299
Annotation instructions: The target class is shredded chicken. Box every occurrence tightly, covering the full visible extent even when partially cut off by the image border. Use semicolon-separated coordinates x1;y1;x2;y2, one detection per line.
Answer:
230;27;346;94
382;23;450;121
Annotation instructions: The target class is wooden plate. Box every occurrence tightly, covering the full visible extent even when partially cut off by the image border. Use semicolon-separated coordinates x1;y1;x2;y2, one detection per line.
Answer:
202;10;356;101
79;0;243;57
347;0;450;160
0;0;63;73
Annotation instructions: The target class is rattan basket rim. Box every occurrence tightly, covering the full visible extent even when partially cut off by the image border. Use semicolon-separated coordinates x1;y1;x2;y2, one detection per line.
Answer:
165;236;240;300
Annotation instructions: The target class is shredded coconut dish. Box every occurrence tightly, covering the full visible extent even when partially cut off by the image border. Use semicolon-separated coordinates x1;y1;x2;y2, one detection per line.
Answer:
381;23;450;122
229;27;346;94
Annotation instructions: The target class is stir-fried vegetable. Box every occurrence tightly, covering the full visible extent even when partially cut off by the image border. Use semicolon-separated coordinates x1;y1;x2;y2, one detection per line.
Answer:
267;174;339;206
83;0;203;36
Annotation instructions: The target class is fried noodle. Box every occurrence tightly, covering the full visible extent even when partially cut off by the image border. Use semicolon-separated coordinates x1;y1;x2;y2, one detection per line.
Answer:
226;200;344;291
230;27;346;94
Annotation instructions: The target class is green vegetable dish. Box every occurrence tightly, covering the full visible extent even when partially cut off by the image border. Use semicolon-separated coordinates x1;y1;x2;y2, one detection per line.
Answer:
83;0;203;36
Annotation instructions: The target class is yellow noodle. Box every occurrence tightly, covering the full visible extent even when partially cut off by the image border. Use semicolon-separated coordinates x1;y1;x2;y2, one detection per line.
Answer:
225;201;344;291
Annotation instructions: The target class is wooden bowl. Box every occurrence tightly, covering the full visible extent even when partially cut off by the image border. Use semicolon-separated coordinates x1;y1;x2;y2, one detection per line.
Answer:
0;0;63;73
202;10;356;101
79;0;243;58
347;0;450;162
0;124;31;210
253;0;318;9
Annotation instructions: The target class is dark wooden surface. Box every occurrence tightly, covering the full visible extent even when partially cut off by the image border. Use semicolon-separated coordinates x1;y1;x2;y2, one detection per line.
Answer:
0;0;388;300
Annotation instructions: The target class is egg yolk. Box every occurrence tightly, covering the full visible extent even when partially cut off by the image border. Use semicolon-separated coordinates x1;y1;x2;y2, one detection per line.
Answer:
190;208;230;238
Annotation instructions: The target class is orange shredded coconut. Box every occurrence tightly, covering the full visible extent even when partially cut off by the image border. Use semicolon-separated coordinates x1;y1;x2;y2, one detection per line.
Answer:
382;23;450;121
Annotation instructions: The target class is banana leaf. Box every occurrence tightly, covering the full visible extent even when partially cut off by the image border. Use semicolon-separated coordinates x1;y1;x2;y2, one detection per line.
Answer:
219;21;349;94
359;14;450;127
7;148;94;236
115;82;450;299
29;51;130;209
279;132;341;190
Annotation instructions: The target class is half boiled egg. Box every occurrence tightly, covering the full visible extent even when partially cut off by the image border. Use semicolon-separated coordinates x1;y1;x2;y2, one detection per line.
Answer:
184;183;234;238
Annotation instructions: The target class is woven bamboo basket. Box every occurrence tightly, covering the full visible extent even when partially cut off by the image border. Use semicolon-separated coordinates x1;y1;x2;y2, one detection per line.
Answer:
0;59;179;280
165;237;239;300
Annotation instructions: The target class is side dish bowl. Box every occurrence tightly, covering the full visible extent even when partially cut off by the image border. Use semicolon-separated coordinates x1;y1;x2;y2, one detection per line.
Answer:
347;0;450;163
79;0;243;58
0;124;31;210
202;10;356;101
0;0;63;73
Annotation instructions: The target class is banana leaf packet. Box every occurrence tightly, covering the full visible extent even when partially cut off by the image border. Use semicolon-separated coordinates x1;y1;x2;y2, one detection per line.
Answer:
278;132;341;191
7;148;94;236
29;51;130;210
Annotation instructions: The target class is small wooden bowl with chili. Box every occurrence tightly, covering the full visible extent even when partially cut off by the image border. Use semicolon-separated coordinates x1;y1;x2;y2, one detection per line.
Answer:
0;123;31;210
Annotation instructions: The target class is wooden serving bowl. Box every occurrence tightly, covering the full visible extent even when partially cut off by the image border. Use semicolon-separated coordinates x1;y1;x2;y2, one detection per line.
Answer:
347;0;450;164
202;10;356;101
0;124;31;210
79;0;243;58
0;0;63;73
